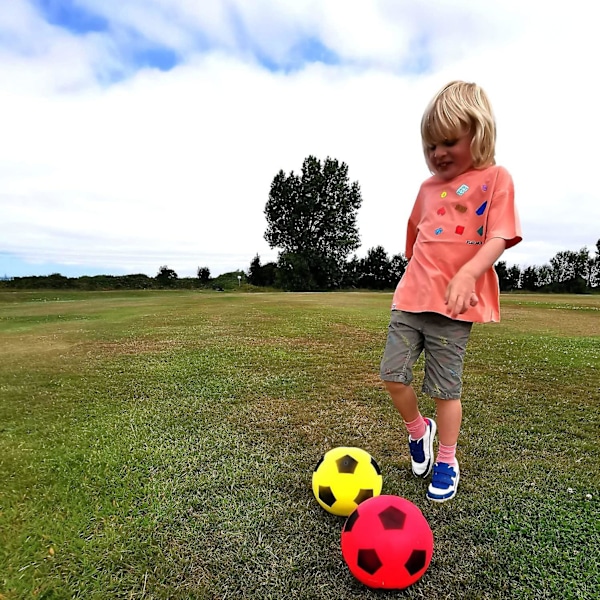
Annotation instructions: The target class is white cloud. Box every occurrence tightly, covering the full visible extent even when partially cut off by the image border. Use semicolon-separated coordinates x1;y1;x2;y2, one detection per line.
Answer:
1;0;599;277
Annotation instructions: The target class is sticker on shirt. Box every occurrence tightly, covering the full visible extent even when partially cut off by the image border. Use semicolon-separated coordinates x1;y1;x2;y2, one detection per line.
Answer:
455;225;465;235
456;184;469;196
477;226;484;236
482;184;488;191
435;227;443;235
437;207;446;216
454;204;467;213
476;201;488;216
440;191;447;198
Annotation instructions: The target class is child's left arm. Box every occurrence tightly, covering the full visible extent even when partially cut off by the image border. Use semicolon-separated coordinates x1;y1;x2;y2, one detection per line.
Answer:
444;237;507;318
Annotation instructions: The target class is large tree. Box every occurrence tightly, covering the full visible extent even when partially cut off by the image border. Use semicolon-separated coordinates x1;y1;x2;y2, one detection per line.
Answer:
264;156;362;290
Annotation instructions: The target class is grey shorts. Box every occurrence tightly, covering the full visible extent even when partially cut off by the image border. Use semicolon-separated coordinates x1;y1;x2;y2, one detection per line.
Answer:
380;311;473;400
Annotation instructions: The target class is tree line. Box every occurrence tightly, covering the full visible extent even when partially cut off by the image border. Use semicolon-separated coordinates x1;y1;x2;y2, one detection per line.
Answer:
1;155;598;293
253;155;599;293
248;243;600;293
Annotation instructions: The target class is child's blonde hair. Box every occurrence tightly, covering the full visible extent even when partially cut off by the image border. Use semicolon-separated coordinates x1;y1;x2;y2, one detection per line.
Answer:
421;81;496;170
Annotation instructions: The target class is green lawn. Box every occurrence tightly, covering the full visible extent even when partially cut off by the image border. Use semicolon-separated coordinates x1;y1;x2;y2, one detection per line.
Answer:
1;290;598;599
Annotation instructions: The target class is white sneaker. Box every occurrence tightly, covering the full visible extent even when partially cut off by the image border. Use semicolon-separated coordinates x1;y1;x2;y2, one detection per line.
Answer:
408;418;436;478
427;461;460;502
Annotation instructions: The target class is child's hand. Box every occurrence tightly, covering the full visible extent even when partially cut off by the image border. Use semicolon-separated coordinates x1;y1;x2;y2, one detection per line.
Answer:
444;274;478;318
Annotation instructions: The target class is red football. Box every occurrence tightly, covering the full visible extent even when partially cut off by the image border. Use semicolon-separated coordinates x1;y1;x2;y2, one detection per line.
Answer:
340;495;433;589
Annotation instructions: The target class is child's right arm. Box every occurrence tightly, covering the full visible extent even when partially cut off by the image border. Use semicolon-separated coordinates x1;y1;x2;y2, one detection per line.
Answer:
444;237;507;318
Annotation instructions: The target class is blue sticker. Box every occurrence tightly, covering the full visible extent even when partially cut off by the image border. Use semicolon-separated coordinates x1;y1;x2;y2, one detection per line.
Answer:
477;226;484;236
476;201;488;216
456;184;469;196
435;227;443;235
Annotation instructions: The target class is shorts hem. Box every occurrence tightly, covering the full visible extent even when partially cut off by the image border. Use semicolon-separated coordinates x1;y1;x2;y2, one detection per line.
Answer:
380;373;411;384
423;386;462;400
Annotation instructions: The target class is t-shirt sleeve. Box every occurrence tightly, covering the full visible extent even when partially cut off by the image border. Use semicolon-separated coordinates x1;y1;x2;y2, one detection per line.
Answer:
486;167;522;249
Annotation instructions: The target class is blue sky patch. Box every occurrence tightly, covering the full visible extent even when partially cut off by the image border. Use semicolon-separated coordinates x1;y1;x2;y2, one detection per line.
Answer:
253;37;339;73
289;37;339;67
402;33;432;74
0;253;128;279
131;45;179;72
33;0;109;34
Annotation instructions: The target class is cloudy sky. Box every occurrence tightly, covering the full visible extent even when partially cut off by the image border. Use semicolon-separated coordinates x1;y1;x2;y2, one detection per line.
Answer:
1;0;598;279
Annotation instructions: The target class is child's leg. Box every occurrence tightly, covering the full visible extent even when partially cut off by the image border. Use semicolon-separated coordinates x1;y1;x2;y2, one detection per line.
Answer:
434;397;462;466
380;312;435;477
420;314;471;502
381;311;426;429
384;381;421;424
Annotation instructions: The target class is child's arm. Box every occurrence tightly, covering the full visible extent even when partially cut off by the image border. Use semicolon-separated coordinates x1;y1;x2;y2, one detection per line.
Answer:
445;237;507;318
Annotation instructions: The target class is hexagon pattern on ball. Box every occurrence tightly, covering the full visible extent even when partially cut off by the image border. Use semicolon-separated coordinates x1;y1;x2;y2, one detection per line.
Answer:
340;495;434;589
311;447;383;517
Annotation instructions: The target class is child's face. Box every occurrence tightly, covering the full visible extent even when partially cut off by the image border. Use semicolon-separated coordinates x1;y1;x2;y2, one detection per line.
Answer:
427;132;474;180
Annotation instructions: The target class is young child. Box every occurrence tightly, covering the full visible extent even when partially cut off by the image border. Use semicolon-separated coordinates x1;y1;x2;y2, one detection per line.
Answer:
380;81;522;502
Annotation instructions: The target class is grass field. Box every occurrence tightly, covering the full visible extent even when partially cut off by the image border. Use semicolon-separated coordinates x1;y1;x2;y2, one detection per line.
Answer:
0;290;598;599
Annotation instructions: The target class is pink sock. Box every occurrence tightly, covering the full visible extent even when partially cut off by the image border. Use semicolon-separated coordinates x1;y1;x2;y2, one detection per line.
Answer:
404;415;427;440
437;443;457;466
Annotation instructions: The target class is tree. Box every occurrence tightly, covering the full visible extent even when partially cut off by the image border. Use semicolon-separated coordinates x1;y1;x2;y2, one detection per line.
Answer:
507;265;522;291
588;239;600;289
197;267;211;284
389;253;408;286
156;265;178;286
341;255;361;288
248;254;277;287
248;255;262;285
550;249;588;284
495;261;509;291
521;266;538;291
359;246;392;290
537;264;553;288
264;156;362;290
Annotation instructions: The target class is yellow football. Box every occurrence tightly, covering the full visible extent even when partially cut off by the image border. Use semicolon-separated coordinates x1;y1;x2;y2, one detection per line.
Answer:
312;447;383;516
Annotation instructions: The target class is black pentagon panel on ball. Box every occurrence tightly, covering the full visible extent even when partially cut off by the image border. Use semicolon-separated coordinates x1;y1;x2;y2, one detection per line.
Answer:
318;486;337;508
336;454;359;474
343;509;360;533
370;456;382;475
354;489;374;505
378;505;406;530
357;548;383;575
405;549;427;576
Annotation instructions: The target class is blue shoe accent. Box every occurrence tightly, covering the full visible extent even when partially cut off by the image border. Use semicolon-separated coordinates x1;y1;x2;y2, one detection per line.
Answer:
427;461;460;502
409;418;436;478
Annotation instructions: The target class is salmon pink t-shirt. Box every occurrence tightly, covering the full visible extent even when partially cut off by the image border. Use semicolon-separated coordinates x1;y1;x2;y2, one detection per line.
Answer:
391;165;522;323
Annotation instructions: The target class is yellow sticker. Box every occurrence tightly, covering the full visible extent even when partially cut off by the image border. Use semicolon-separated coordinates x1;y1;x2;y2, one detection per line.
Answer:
441;191;447;198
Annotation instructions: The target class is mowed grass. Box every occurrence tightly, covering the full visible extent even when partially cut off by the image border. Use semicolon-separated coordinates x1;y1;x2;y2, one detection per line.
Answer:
0;290;598;599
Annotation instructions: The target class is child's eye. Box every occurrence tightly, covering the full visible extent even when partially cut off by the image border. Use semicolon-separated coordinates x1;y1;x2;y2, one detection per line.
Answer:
443;139;458;147
427;144;436;152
